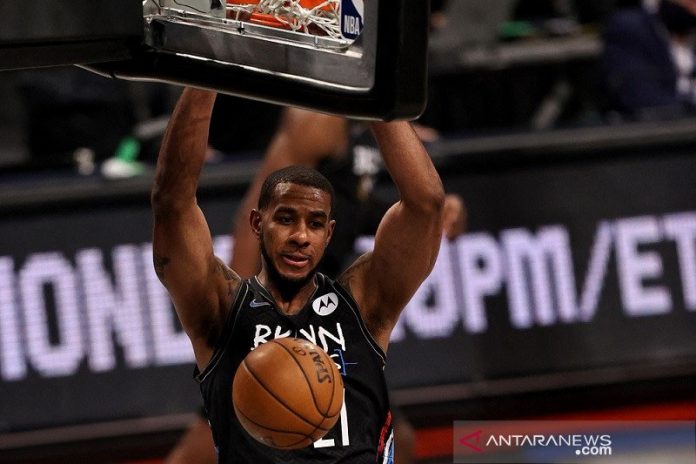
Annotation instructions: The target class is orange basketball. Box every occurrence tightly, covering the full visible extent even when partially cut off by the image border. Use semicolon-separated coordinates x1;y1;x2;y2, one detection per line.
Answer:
232;337;344;449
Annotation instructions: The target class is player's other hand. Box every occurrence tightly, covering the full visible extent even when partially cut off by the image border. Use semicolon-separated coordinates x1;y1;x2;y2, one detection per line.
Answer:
442;194;467;241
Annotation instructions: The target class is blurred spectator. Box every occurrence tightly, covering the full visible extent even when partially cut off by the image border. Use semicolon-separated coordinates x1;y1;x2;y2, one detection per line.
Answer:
18;67;136;168
16;67;176;177
600;0;696;119
429;0;513;55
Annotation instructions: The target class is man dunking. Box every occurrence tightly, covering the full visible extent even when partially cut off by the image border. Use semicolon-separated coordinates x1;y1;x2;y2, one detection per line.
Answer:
152;87;444;462
166;107;465;464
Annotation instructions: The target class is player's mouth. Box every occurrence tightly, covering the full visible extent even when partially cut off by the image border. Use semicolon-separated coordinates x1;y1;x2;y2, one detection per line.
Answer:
280;253;310;269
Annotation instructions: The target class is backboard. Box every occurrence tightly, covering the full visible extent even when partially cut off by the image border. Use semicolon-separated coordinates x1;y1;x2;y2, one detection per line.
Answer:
0;0;430;120
0;0;143;70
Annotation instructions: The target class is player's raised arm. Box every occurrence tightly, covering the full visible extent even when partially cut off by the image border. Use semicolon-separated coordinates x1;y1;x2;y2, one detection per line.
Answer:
340;121;444;351
151;88;240;369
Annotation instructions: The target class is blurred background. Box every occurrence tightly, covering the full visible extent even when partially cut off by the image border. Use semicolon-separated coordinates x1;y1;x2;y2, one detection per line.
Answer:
0;0;695;463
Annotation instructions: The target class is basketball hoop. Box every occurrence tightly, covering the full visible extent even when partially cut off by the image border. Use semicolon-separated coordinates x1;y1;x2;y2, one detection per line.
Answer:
80;0;427;120
226;0;341;39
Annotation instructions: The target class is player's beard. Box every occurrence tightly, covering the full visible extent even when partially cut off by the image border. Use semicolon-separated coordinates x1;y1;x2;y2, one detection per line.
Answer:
260;239;318;300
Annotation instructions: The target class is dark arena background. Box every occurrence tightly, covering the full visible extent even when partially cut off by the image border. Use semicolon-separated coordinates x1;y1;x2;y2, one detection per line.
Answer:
1;1;695;463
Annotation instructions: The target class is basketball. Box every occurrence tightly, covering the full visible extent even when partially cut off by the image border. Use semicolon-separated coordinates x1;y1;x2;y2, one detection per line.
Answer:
232;337;344;449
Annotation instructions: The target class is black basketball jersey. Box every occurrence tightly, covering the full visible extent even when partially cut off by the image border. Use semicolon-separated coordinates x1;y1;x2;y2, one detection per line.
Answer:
195;273;395;464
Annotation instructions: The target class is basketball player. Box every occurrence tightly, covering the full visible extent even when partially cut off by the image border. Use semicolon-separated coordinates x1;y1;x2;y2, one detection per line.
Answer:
152;87;444;462
166;107;465;464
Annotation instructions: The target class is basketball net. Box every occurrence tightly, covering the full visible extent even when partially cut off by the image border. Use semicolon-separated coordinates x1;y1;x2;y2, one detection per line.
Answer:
226;0;341;39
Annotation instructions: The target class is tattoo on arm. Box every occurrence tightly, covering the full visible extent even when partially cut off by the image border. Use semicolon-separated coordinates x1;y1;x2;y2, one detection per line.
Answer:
339;252;388;337
154;254;171;287
216;257;238;297
338;253;371;294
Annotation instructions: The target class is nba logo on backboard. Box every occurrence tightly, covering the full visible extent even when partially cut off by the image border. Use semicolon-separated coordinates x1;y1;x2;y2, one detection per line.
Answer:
340;0;364;40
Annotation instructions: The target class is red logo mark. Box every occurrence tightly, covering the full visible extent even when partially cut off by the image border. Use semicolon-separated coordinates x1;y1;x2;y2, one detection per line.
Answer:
459;430;483;452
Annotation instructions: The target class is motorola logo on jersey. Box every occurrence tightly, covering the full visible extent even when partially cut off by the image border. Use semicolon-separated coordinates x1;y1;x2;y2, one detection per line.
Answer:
313;293;339;316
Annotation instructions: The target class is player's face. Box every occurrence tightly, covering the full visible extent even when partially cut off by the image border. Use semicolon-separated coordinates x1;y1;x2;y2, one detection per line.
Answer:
256;183;335;283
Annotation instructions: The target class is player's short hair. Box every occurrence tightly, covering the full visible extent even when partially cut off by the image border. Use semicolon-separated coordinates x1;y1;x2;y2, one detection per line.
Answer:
258;166;335;215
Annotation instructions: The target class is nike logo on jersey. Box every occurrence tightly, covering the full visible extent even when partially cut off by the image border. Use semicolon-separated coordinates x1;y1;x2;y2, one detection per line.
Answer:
249;299;270;308
312;292;338;316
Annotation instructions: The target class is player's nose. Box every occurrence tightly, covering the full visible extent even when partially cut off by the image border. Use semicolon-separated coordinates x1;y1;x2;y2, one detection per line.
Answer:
288;223;310;247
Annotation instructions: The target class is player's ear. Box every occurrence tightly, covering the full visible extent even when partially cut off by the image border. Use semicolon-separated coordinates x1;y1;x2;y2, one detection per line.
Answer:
250;209;263;239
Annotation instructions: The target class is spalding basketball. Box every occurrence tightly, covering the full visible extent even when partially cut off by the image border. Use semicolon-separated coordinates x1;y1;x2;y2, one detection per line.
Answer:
232;337;344;449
